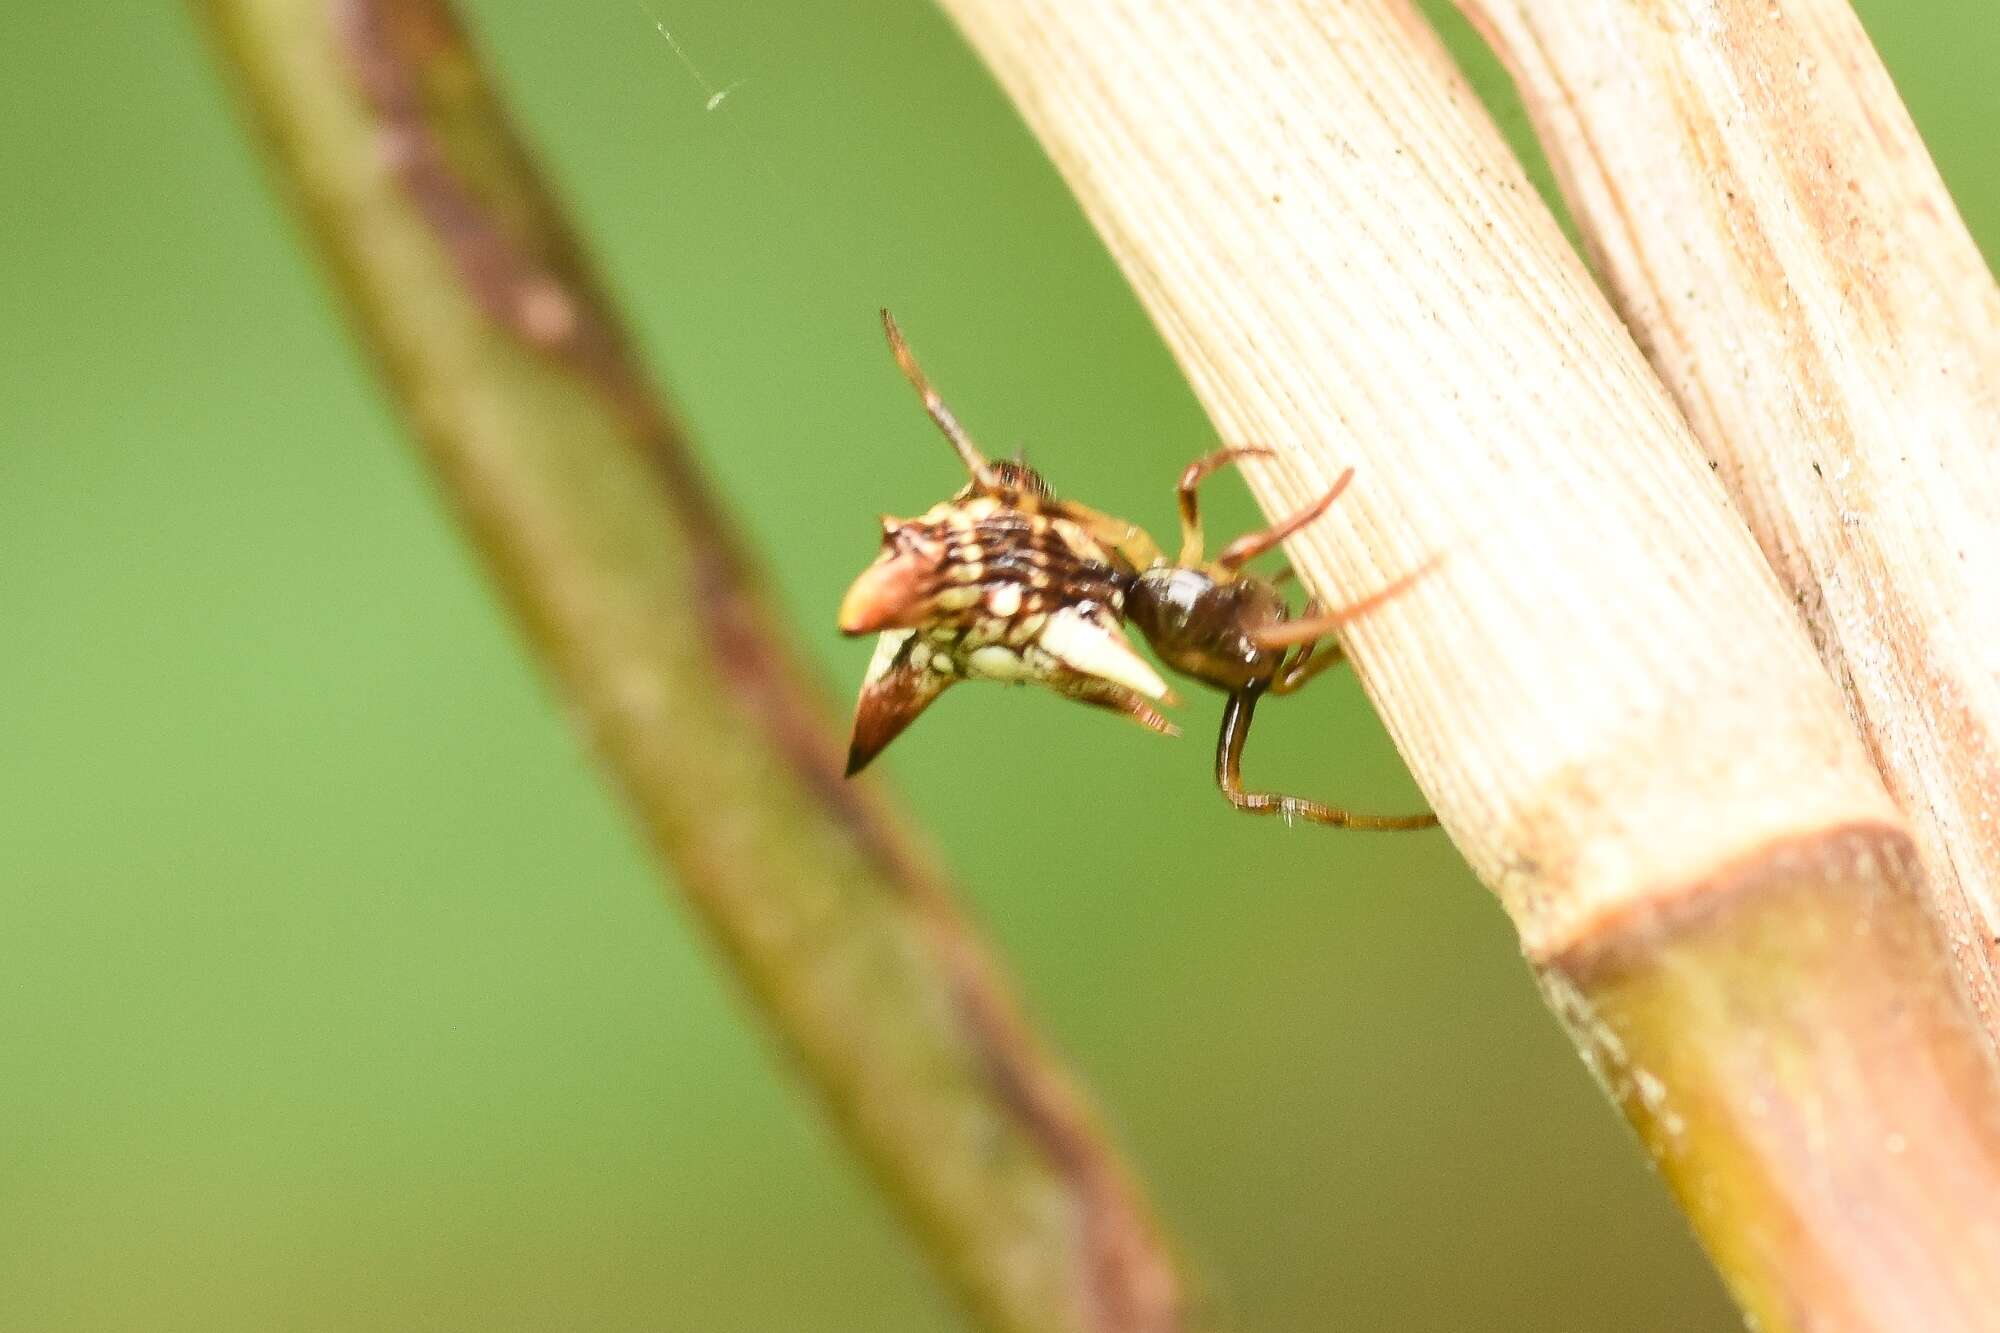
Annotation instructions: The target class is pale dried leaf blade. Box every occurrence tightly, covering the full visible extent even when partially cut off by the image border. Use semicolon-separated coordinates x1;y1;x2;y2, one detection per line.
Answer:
1455;0;2000;1036
932;1;2000;1328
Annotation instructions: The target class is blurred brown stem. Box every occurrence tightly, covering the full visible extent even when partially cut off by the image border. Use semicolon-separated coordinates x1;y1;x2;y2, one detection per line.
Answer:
192;2;1192;1330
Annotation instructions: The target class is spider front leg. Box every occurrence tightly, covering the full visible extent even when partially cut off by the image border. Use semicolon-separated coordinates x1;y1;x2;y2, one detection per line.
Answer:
1176;446;1274;566
1249;554;1441;650
1213;686;1438;830
1214;468;1355;572
1270;627;1346;696
1175;448;1359;572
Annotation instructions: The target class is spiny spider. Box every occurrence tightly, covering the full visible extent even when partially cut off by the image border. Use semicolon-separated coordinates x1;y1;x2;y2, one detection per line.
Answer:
838;310;1436;831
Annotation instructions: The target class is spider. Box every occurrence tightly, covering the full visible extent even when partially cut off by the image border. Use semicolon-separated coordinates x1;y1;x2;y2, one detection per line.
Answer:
838;310;1436;831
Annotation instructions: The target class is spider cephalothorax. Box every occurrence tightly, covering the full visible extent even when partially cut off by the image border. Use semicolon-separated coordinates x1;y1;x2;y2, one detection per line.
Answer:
840;310;1437;831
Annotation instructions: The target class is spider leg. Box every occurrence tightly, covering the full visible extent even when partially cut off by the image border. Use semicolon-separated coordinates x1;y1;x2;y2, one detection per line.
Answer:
1213;688;1438;830
1249;553;1439;649
1270;633;1347;696
881;309;998;491
1175;446;1276;567
1215;468;1355;572
1259;595;1349;696
1062;498;1166;573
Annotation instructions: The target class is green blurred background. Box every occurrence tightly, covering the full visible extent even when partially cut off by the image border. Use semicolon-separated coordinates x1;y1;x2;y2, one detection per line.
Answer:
3;3;1993;1329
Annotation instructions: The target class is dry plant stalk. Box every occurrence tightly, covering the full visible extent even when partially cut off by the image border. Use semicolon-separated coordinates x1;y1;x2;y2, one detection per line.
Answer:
1454;0;2000;1040
194;2;1192;1330
932;0;2000;1327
